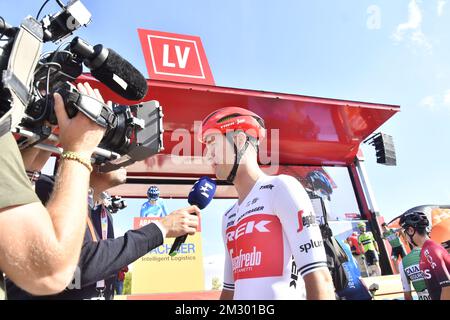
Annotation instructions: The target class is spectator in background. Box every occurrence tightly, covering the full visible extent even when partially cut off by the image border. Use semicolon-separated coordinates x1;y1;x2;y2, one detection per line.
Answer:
347;232;368;277
381;222;406;273
115;266;129;295
357;222;382;277
140;186;168;218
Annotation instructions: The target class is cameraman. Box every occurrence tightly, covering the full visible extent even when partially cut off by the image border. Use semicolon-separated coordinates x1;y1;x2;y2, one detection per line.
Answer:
0;82;105;296
6;155;201;299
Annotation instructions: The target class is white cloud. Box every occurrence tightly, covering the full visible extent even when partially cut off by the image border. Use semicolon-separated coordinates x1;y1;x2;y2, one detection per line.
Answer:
421;95;436;108
443;90;450;106
420;90;450;111
438;0;447;16
410;30;432;52
392;0;432;52
392;0;422;41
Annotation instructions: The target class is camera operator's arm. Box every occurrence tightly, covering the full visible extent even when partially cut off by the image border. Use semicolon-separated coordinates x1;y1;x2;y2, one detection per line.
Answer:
77;206;200;287
0;83;105;295
21;136;58;178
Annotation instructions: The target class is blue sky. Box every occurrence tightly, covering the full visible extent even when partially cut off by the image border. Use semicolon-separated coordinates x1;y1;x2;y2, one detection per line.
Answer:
3;0;449;276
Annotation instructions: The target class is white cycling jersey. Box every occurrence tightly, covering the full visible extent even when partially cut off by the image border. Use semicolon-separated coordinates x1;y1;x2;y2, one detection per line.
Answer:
222;174;328;300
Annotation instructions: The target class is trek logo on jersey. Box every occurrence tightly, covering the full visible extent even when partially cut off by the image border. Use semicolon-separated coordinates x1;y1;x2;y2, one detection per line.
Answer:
259;184;275;190
297;210;317;233
226;218;271;241
226;214;283;280
299;239;323;254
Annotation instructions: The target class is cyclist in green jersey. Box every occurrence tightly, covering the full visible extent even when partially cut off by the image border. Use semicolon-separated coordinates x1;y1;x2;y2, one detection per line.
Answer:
381;222;406;273
399;246;430;300
357;222;382;277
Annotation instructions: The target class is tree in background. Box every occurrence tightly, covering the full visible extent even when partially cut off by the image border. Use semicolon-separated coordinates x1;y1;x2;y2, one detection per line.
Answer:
211;277;222;290
123;272;132;295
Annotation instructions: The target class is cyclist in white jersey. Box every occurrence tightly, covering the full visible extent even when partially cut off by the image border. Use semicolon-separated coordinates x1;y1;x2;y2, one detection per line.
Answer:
199;107;335;300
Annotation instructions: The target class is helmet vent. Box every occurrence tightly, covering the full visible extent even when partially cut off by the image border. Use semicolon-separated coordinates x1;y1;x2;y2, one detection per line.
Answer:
217;113;242;123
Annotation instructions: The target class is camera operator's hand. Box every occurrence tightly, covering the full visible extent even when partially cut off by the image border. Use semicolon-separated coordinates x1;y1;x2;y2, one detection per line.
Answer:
54;82;107;159
159;205;201;238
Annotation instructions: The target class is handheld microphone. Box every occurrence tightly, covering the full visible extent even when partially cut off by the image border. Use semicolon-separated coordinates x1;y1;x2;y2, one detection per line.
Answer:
70;37;148;101
169;177;216;257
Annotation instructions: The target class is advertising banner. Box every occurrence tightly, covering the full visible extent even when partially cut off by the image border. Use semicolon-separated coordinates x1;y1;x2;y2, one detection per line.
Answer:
138;29;215;85
131;217;205;294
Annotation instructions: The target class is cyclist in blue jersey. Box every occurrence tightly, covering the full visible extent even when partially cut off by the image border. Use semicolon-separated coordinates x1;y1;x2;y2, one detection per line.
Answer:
140;186;168;217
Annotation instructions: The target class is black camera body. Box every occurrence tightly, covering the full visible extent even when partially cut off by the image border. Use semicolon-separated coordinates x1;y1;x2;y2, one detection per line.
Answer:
0;1;164;172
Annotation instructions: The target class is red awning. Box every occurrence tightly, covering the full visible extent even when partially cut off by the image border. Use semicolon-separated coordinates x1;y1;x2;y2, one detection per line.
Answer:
79;74;399;179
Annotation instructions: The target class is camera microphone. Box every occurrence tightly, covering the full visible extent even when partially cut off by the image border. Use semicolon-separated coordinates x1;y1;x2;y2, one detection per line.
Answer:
70;37;148;101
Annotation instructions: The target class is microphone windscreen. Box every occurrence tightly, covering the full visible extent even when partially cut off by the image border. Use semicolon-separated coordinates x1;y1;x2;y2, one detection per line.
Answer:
91;48;148;101
188;177;217;209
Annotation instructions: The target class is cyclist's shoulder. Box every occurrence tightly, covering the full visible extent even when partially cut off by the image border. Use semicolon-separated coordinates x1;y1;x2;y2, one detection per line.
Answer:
141;201;149;209
403;251;418;263
269;174;300;186
264;174;307;195
424;240;447;257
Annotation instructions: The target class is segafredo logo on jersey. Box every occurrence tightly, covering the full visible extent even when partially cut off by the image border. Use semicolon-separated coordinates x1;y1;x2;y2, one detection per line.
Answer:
297;210;317;233
229;246;262;272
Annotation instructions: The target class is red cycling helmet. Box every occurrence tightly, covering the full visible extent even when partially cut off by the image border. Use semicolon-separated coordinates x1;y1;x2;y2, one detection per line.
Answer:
198;107;266;143
199;107;266;184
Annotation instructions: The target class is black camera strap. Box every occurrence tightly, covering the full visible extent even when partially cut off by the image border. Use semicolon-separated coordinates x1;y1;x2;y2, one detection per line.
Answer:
60;89;116;128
